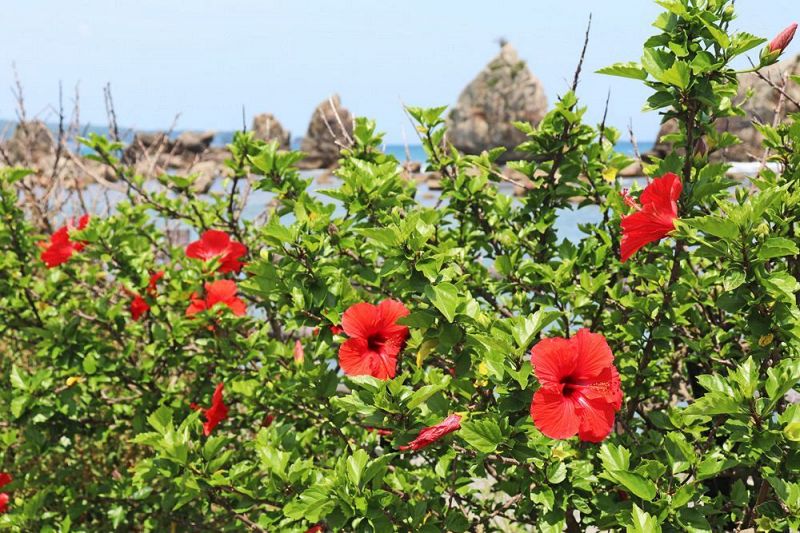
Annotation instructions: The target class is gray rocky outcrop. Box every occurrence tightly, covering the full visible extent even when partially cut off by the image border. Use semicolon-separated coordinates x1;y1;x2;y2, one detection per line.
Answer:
299;95;353;169
446;43;548;162
2;121;54;164
251;113;291;149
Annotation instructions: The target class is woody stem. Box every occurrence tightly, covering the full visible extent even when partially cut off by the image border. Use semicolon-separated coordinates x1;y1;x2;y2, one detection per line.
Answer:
623;239;684;426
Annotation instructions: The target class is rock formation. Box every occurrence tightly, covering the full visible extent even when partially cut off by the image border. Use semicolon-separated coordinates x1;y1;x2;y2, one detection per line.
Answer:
175;130;214;154
446;43;548;162
650;54;800;161
299;95;353;169
3;121;54;164
251;113;291;149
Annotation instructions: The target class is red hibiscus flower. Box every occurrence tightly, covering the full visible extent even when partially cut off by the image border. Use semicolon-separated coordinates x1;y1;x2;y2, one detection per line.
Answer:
185;230;247;273
0;472;11;514
146;270;165;295
330;325;343;335
530;328;622;443
293;340;305;364
620;172;682;262
769;22;797;53
338;300;410;380
191;383;229;436
39;214;90;268
186;280;247;317
399;414;462;451
305;525;324;533
130;295;150;321
129;271;165;321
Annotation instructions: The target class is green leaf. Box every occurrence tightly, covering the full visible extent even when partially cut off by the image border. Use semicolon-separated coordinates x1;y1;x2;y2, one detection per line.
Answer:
784;422;800;442
730;32;767;57
664;432;695;474
546;462;567;484
10;365;27;391
10;395;29;419
346;449;369;488
147;406;173;434
659;61;690;89
459;418;503;454
407;383;446;410
425;282;461;323
762;271;800;304
355;227;399;247
757;237;799;260
599;442;631;472
683;216;739;241
283;484;335;522
699;15;730;48
82;353;97;375
627;503;662;533
596;62;648;80
683;392;744;416
655;0;686;15
611;470;657;501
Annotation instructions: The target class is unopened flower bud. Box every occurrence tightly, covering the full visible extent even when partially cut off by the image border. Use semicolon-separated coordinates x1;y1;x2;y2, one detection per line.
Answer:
722;5;735;21
293;339;305;365
769;23;798;54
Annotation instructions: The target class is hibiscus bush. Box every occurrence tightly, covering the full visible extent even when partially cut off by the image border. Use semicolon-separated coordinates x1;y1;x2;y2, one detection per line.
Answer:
1;1;800;531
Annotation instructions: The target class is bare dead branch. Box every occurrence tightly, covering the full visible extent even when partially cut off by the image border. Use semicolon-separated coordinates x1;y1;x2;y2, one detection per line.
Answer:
571;13;592;93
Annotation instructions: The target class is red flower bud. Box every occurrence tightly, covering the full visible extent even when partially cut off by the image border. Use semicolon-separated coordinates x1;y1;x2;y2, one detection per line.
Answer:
293;340;305;364
769;23;798;54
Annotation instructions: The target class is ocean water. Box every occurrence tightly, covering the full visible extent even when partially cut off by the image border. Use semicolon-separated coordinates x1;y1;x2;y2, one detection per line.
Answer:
72;137;654;244
378;141;652;163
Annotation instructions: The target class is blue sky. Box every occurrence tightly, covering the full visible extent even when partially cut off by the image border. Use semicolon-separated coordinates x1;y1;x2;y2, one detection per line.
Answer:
3;1;797;143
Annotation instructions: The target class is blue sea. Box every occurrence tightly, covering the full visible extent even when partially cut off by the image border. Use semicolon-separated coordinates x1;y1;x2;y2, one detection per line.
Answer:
379;141;652;162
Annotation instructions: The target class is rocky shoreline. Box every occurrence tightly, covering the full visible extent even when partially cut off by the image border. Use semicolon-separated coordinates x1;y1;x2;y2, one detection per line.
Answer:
1;43;797;193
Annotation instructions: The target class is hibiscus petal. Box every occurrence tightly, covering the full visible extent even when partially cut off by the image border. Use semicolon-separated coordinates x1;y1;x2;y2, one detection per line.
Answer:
185;241;207;260
224;297;247;316
371;346;398;380
570;328;615;382
341;302;380;338
41;242;75;268
205;280;238;306
338;337;374;376
530;337;575;386
376;299;410;338
130;295;150;321
620;208;675;262
640;172;682;210
186;297;207;316
531;387;581;440
576;395;616;443
201;230;232;254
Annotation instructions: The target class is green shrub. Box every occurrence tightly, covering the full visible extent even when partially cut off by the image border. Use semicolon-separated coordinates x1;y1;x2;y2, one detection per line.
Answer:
1;1;799;531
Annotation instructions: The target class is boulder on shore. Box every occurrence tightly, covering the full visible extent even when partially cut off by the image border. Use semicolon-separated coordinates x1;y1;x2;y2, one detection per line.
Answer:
175;131;215;154
251;113;291;149
446;43;548;162
298;94;353;169
3;121;54;164
649;54;800;161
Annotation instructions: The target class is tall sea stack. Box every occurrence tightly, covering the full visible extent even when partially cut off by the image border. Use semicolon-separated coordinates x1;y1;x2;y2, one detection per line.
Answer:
446;43;548;162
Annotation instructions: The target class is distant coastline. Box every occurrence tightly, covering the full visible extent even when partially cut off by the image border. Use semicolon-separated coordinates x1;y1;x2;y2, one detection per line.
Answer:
0;119;653;160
